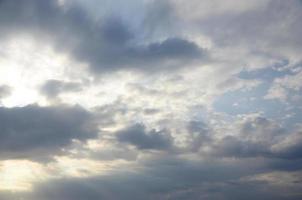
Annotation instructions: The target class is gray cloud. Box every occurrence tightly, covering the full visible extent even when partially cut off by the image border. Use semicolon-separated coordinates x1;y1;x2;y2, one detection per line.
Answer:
272;133;302;160
40;79;83;99
212;135;272;158
116;124;173;150
185;120;212;152
208;116;302;160
0;104;97;161
3;156;301;200
197;0;302;62
0;0;205;74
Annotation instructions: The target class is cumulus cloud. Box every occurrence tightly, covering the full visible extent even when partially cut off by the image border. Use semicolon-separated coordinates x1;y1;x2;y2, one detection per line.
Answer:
0;0;205;74
0;105;97;161
40;79;83;100
116;124;173;150
205;116;302;160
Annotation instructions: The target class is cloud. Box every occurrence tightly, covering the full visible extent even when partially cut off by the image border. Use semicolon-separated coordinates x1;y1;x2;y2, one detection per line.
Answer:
3;156;301;200
0;104;98;161
0;0;302;199
0;85;11;99
116;124;173;150
265;69;302;102
271;131;302;159
40;79;83;99
0;0;205;74
207;116;302;160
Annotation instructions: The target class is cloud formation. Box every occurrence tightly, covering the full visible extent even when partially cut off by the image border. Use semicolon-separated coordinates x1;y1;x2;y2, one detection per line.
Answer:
0;0;205;73
0;0;302;199
116;124;173;150
40;79;83;101
0;105;97;161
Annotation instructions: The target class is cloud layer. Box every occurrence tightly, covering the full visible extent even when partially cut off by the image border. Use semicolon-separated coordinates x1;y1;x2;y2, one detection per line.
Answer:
0;0;302;199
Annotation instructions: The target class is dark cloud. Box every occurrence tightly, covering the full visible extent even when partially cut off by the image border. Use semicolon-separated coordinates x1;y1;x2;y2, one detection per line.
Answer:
145;38;201;59
185;120;212;152
101;17;133;45
116;124;173;150
0;0;205;74
208;116;302;160
273;134;302;160
268;158;302;172
40;79;83;99
89;144;138;161
4;156;301;200
0;104;97;161
212;135;272;158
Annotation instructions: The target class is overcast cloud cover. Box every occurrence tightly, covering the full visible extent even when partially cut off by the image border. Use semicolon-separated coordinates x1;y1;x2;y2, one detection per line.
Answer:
0;0;302;199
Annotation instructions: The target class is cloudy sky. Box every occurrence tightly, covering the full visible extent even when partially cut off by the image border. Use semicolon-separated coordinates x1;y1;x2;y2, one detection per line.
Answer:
0;0;302;199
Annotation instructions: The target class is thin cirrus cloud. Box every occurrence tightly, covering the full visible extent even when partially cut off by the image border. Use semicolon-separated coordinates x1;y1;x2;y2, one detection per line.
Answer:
0;0;302;199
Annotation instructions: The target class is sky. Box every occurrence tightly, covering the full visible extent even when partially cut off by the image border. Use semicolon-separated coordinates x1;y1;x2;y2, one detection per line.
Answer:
0;0;302;199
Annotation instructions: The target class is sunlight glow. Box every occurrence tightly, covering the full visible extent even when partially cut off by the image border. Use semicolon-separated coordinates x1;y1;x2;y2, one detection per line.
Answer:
0;160;48;192
0;35;78;107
